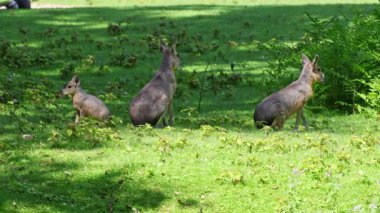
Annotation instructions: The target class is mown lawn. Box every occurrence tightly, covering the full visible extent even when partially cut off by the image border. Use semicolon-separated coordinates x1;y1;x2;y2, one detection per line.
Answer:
0;0;379;212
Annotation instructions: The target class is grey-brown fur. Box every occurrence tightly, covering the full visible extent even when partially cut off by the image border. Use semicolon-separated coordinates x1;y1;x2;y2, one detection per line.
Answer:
254;54;324;130
129;42;180;126
61;75;110;123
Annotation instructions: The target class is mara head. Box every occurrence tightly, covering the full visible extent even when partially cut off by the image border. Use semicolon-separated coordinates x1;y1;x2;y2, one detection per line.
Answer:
160;42;180;70
61;75;80;96
301;54;324;83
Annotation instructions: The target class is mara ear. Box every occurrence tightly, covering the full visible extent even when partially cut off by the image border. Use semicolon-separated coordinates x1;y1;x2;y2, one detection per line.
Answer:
312;55;319;65
160;42;168;53
171;42;177;51
301;54;311;66
71;75;79;82
71;75;80;84
171;43;177;55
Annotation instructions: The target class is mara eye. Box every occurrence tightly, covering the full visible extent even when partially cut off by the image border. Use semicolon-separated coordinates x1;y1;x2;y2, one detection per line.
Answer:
68;86;72;88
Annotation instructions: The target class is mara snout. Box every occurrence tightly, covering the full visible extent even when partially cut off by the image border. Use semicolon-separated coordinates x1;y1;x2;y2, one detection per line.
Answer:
254;54;324;130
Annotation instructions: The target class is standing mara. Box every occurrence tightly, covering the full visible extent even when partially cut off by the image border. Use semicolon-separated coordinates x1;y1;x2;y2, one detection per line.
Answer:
129;42;180;126
254;54;324;130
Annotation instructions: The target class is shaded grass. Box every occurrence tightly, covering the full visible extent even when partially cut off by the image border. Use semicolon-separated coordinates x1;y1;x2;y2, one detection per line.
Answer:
35;0;379;7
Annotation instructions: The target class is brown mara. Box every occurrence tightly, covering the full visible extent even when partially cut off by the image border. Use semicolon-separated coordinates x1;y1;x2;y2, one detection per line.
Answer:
254;54;324;130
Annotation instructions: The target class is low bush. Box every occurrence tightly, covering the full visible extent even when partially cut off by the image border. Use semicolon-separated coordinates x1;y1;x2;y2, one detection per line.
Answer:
258;6;380;114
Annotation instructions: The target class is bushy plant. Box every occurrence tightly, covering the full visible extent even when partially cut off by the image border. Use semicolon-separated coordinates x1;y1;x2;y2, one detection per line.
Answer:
356;77;380;115
258;6;380;113
302;9;380;112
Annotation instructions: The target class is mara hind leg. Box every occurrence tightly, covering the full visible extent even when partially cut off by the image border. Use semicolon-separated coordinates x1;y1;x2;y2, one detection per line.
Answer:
156;106;168;128
155;95;170;127
168;100;174;126
155;111;168;128
300;109;309;130
159;99;174;127
272;113;286;130
162;112;168;127
294;109;309;131
294;110;302;131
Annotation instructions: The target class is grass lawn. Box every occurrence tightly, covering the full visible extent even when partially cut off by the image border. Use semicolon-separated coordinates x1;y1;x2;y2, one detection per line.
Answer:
0;0;379;212
34;0;379;6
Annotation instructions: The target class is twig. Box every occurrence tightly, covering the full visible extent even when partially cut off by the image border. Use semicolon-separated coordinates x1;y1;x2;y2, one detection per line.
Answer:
197;63;211;112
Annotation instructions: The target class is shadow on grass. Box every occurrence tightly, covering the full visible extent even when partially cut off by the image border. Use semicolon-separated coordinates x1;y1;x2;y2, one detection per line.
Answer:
0;153;168;212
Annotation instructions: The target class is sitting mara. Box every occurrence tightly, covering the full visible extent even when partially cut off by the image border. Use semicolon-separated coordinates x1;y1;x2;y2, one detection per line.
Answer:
61;75;110;123
254;54;324;130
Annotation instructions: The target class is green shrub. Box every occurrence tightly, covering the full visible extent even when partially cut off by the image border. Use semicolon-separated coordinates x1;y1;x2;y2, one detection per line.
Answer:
258;6;380;113
356;77;380;115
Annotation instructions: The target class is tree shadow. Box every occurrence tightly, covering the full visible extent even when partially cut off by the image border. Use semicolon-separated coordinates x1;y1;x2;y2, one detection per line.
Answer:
0;153;168;212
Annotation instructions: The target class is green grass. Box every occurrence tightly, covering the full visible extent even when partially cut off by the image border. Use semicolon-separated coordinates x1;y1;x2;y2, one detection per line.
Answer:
1;0;380;212
35;0;379;6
